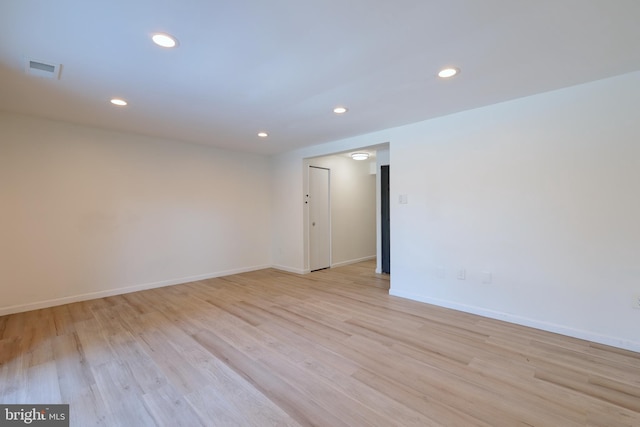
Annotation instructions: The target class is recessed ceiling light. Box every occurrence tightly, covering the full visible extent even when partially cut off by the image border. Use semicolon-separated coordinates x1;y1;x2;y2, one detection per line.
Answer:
110;98;128;106
351;152;369;160
333;106;348;114
438;67;459;78
152;33;178;48
257;132;268;138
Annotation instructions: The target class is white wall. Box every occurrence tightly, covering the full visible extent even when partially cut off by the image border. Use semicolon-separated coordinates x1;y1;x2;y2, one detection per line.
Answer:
305;154;376;269
270;151;306;273
0;113;272;315
390;72;640;352
271;71;640;352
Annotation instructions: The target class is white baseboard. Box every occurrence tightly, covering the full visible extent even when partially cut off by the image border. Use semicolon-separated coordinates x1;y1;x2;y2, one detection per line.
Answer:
271;265;306;274
0;264;270;317
389;289;640;354
331;255;376;268
273;256;376;274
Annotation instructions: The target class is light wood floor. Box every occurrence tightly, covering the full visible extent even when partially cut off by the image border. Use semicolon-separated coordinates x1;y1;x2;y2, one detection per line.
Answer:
1;260;639;426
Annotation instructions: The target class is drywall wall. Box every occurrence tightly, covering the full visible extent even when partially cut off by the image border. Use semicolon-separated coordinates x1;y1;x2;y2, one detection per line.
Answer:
305;154;376;270
389;71;640;352
0;112;271;315
270;151;306;273
270;71;640;351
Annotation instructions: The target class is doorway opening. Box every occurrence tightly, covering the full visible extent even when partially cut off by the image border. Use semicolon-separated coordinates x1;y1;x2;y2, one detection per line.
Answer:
303;143;389;275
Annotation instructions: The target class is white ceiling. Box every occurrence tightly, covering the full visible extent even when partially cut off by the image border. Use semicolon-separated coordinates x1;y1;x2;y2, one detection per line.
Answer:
2;0;640;155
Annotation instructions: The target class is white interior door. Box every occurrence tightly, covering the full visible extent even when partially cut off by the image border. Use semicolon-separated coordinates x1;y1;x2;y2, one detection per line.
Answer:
309;166;331;271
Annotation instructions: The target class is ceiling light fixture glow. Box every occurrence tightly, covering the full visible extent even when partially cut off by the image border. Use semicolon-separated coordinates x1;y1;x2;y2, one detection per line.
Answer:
257;132;269;138
152;33;178;48
438;67;459;78
333;106;348;114
110;98;128;106
351;152;369;161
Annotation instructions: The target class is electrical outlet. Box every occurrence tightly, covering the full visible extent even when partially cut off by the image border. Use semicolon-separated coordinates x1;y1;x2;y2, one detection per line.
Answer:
634;295;640;310
457;268;466;280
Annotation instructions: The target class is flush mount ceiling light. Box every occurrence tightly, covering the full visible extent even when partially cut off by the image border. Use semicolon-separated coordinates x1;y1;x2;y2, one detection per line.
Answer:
351;152;369;161
438;67;459;78
333;106;348;114
110;98;128;106
257;132;269;138
152;33;178;48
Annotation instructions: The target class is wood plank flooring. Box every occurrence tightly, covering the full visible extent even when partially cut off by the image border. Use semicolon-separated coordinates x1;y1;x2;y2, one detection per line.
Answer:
1;260;639;426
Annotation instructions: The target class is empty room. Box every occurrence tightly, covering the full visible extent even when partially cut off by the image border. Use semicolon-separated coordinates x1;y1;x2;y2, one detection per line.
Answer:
1;1;639;426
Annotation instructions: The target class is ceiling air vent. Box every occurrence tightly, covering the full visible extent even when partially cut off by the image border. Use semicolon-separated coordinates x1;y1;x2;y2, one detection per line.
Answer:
25;59;61;79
